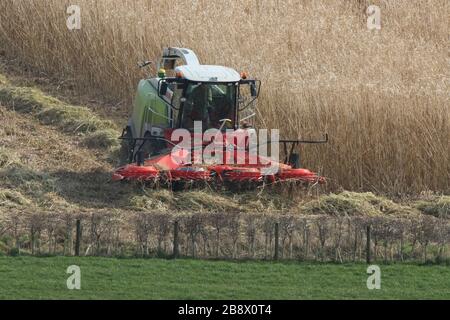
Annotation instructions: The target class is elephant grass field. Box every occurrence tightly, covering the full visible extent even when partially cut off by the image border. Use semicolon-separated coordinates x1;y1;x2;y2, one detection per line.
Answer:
0;0;449;301
0;0;448;194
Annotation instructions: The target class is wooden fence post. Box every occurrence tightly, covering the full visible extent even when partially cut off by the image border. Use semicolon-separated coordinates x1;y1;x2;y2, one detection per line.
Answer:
274;222;280;261
366;225;371;264
173;220;180;259
75;219;82;257
30;226;35;255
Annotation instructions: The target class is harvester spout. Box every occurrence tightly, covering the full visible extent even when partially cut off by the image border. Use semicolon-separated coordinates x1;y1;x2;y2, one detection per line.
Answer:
158;47;200;71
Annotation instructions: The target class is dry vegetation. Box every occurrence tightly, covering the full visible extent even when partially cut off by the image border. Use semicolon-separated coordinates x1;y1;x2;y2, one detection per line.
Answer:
1;65;448;217
0;0;449;219
0;0;448;193
0;0;449;266
1;68;449;260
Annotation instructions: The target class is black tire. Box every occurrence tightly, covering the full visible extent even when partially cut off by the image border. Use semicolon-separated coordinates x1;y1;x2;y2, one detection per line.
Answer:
141;132;154;160
118;127;134;165
140;131;167;159
171;181;185;192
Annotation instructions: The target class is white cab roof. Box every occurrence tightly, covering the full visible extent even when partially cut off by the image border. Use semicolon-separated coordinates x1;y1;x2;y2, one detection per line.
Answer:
175;65;240;82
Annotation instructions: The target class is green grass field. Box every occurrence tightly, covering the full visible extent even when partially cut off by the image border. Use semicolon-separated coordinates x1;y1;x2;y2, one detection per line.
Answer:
0;257;449;300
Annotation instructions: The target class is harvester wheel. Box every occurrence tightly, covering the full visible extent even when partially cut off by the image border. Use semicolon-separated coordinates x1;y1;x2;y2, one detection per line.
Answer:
171;181;185;191
141;132;155;160
288;153;301;169
140;131;166;160
118;127;134;165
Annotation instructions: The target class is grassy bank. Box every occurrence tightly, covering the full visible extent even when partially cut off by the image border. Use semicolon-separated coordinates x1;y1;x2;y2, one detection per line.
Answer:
0;256;449;299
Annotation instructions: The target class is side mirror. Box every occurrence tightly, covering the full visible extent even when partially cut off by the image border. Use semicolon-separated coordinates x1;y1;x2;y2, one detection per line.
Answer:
159;81;168;96
138;60;152;69
250;82;258;97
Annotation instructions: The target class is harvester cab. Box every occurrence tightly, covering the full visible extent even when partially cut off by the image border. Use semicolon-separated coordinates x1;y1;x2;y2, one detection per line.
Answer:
114;47;327;188
156;48;259;132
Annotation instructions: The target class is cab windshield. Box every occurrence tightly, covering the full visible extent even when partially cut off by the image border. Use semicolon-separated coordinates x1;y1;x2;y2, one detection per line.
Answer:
180;83;236;130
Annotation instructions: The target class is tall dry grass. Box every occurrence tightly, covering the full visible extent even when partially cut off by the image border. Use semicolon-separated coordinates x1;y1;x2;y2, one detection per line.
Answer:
0;0;448;193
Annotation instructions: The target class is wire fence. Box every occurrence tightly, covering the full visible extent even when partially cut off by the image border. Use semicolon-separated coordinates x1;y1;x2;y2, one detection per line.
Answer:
0;210;449;263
